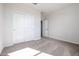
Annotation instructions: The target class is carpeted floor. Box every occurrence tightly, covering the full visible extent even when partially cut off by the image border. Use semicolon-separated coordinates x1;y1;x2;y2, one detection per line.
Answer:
1;37;79;56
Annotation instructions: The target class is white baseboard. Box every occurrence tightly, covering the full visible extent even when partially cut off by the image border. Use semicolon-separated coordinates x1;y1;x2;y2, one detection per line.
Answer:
48;35;79;45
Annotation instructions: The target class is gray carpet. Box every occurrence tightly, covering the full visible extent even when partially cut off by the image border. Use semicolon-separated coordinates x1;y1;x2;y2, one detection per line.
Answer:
1;37;79;56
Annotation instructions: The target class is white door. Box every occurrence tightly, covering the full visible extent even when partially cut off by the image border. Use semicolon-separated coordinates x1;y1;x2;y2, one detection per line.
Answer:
12;13;40;44
24;14;35;41
12;13;35;44
13;13;25;44
43;20;48;37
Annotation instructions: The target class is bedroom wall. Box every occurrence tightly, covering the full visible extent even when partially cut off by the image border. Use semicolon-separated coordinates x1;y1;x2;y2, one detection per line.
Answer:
3;4;41;47
0;4;3;54
48;4;79;44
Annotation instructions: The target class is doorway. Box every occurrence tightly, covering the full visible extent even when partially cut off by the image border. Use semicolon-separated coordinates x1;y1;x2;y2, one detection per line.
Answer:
42;19;48;37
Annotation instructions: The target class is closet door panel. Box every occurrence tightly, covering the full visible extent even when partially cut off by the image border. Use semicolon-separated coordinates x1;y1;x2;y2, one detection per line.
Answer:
13;13;25;43
24;14;35;41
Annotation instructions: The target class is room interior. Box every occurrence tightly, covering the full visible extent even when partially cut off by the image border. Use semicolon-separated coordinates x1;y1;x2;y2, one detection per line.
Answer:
0;3;79;56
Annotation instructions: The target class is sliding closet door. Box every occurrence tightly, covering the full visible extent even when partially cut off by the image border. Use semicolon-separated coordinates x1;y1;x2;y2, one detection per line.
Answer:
24;14;35;41
13;13;25;44
13;13;36;43
24;13;41;41
12;12;41;44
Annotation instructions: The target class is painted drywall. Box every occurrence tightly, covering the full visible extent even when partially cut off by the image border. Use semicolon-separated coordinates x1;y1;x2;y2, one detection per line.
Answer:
0;4;3;54
48;4;79;44
3;4;41;47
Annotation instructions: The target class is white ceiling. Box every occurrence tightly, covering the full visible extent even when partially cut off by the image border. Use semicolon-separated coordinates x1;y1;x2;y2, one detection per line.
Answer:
28;3;71;13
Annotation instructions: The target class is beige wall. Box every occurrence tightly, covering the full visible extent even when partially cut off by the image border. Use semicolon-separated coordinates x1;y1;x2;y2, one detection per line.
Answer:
0;4;3;54
48;4;79;44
